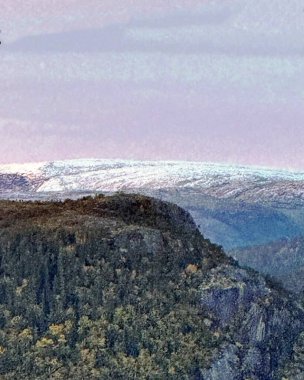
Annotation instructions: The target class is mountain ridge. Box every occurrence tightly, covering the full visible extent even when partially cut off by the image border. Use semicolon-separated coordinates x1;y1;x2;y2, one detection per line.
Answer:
1;159;304;252
1;158;304;207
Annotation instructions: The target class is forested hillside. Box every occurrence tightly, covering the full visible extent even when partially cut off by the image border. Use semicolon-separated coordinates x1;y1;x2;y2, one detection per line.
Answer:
231;237;304;293
0;194;303;379
0;194;228;379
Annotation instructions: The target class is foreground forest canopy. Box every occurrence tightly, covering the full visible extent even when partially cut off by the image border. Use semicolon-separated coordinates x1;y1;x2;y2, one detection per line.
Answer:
0;194;228;379
1;194;304;379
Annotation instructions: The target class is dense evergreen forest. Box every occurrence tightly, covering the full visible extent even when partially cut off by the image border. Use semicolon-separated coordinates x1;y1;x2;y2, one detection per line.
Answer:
0;194;228;379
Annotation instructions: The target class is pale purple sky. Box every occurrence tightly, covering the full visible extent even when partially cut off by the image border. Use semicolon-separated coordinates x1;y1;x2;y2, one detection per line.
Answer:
1;0;304;169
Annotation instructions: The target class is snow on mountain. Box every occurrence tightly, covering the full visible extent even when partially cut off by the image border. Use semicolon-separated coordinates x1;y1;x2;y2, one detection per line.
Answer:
1;159;304;205
1;158;304;251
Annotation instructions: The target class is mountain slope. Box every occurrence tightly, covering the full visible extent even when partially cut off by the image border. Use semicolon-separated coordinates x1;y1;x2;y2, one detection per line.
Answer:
1;159;304;296
0;194;303;379
1;159;304;207
231;237;304;293
1;159;304;251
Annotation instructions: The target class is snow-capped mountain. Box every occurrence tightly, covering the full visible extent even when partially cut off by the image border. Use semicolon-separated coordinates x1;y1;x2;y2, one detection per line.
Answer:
1;159;304;207
1;158;304;287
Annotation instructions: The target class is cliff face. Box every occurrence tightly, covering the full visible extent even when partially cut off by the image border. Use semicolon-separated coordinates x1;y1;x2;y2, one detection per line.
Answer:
0;194;303;379
200;265;304;379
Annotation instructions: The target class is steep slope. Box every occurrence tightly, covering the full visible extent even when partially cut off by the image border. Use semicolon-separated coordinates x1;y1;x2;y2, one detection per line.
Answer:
281;332;304;379
143;189;304;250
231;237;304;293
0;194;303;379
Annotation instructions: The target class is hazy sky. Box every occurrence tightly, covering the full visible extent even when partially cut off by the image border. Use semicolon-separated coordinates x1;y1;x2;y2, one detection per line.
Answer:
1;0;304;169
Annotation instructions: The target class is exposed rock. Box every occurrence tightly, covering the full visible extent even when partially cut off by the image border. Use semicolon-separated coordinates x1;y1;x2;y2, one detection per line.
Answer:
0;193;303;378
200;265;304;379
0;174;39;192
201;344;242;380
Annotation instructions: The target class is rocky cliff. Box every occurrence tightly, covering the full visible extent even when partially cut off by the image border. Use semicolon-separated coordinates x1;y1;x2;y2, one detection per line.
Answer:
0;194;303;379
200;264;304;379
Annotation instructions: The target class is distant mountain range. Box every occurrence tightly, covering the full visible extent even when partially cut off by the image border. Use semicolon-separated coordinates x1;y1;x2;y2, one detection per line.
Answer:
1;159;304;207
231;237;304;293
1;158;304;291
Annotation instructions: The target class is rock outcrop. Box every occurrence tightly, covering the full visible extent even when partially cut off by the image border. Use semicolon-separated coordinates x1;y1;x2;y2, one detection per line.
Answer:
200;265;304;379
0;193;303;378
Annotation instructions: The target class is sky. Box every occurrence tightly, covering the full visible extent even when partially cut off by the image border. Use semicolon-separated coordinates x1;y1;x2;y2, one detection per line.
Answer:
1;0;304;169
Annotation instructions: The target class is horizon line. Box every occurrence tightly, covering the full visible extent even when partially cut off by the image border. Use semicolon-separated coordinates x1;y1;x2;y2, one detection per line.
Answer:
1;157;304;176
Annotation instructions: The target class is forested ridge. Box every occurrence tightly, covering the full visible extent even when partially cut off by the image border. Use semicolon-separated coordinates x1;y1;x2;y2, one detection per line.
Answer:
0;194;228;379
